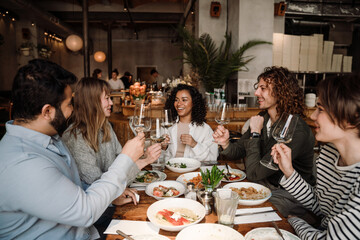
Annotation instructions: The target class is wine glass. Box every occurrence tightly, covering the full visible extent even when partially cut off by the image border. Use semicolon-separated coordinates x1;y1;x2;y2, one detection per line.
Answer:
215;103;230;125
161;109;175;144
260;112;299;170
150;118;166;143
132;103;151;134
149;118;167;171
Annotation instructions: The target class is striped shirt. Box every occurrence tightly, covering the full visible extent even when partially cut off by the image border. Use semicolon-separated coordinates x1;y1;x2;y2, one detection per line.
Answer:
280;143;360;239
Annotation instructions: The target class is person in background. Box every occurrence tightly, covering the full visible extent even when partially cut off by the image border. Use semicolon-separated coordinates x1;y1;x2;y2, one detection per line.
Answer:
148;69;160;91
272;74;360;239
163;84;218;161
108;68;124;91
62;78;162;236
92;68;102;79
0;59;156;239
213;66;316;219
120;71;133;89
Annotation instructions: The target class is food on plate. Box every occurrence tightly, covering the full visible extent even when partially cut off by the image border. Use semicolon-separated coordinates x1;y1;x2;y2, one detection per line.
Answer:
227;172;243;181
167;162;187;168
184;174;203;189
153;185;180;197
200;165;224;189
156;208;198;226
230;187;268;200
135;171;160;183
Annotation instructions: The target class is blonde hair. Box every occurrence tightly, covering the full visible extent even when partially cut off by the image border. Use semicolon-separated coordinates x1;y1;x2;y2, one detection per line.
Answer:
69;77;111;152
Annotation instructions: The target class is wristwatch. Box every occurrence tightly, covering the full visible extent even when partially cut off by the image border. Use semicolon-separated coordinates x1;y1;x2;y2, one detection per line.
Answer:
250;132;261;139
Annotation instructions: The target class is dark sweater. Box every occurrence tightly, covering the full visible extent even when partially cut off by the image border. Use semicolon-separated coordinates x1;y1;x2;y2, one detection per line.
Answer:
221;111;316;187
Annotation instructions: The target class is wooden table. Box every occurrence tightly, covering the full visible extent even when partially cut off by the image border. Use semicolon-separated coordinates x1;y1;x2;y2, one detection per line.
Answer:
105;162;295;240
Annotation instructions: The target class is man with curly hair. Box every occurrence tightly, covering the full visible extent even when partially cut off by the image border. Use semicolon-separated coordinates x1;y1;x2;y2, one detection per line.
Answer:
213;66;316;219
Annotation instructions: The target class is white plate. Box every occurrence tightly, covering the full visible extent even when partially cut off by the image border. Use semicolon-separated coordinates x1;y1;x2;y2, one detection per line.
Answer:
132;170;167;186
147;198;206;232
176;172;222;190
125;235;170;240
221;169;246;182
222;182;271;206
145;180;186;200
176;223;245;240
245;227;300;240
165;157;201;173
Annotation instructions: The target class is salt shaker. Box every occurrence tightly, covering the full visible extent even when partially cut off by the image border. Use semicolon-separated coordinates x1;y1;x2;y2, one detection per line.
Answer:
185;183;196;200
199;191;212;215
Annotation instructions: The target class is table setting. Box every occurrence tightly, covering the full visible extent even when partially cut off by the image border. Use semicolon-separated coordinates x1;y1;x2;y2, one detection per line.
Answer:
105;159;298;240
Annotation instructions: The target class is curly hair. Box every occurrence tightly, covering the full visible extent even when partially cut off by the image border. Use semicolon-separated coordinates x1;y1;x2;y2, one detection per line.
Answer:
68;78;112;152
165;84;206;126
256;66;306;118
317;74;360;137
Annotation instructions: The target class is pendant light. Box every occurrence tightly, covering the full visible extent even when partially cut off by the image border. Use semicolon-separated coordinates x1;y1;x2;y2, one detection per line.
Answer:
94;51;106;62
65;34;83;52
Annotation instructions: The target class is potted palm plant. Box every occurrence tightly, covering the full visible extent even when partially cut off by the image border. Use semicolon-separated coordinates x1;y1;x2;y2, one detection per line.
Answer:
177;28;271;92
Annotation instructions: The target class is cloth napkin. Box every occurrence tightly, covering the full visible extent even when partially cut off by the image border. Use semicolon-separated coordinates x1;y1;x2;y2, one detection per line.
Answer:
234;207;282;224
104;219;160;235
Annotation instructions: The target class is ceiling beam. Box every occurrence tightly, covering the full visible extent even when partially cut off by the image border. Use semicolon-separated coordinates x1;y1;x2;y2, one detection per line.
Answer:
51;11;183;24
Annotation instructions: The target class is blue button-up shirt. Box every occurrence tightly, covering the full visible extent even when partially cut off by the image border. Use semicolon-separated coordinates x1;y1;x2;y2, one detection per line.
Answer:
0;121;139;239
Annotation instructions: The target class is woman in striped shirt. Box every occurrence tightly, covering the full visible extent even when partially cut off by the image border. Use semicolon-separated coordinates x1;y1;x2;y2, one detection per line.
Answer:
272;74;360;239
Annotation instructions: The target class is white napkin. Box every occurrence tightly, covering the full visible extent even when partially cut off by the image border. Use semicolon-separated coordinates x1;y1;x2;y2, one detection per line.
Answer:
104;219;160;235
234;207;281;224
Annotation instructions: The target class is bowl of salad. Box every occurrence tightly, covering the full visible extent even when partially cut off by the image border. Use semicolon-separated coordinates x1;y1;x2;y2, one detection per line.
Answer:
147;198;206;231
145;180;186;200
165;157;201;173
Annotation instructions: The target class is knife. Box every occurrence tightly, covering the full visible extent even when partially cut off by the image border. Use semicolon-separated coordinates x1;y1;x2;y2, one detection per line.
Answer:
235;209;277;216
116;230;135;240
272;221;285;240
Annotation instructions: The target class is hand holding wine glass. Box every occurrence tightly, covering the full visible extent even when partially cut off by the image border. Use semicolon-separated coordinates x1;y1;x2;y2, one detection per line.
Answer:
260;112;299;170
215;103;230;125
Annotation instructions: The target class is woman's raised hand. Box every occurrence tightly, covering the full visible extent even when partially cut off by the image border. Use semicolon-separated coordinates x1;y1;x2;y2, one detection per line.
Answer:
271;143;295;179
144;143;162;165
212;125;230;149
122;132;145;162
180;134;197;148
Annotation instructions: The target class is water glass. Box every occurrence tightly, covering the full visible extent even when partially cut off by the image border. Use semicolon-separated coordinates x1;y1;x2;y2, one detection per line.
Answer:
151;152;166;171
214;190;239;227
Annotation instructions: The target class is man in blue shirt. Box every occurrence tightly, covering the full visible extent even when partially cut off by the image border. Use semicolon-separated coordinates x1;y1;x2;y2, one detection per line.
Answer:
0;59;156;239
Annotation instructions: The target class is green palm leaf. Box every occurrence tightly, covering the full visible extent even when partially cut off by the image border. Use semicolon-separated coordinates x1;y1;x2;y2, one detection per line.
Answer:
176;28;271;92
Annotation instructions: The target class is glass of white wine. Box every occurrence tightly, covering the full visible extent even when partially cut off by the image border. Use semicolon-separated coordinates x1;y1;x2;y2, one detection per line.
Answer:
132;103;151;134
260;112;299;170
215;103;230;125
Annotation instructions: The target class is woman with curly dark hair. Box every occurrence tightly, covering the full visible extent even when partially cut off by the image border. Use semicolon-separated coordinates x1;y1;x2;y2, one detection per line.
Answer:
164;84;218;161
213;66;315;219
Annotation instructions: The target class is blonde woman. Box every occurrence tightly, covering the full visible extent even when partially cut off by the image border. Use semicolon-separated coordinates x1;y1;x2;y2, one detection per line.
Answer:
63;78;161;198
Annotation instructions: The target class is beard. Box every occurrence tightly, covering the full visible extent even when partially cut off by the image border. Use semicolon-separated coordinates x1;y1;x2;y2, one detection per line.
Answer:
50;107;69;136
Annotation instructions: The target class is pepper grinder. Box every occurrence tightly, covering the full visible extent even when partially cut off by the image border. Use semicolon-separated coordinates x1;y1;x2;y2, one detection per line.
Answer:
199;191;212;215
